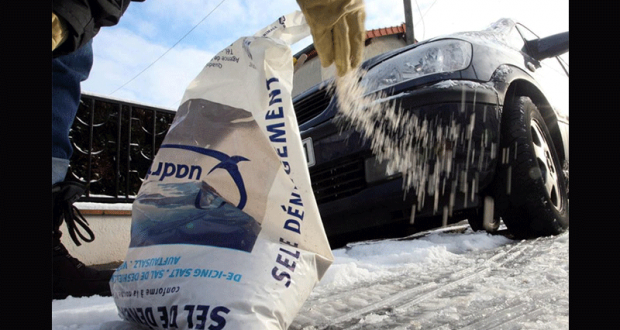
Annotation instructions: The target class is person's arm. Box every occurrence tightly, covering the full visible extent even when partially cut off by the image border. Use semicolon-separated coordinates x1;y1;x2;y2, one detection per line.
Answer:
296;0;366;77
52;0;145;57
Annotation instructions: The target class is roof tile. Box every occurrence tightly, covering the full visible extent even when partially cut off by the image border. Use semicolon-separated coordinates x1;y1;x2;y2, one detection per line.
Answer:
301;24;411;62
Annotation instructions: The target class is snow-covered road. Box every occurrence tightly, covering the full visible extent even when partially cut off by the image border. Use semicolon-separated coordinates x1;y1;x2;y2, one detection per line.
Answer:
52;225;569;330
291;226;568;329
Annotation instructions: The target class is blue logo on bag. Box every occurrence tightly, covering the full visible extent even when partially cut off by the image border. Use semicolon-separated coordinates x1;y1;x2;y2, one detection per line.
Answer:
157;144;250;210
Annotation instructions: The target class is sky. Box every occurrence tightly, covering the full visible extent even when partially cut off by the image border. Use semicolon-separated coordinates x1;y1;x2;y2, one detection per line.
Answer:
51;225;569;329
80;0;569;110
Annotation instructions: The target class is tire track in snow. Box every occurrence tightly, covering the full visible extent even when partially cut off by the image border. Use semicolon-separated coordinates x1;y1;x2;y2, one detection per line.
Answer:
395;234;564;330
293;232;567;330
451;233;568;330
327;239;535;329
454;288;552;330
292;236;541;329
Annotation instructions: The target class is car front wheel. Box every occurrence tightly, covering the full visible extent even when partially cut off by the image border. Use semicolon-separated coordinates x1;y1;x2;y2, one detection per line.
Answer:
497;96;568;238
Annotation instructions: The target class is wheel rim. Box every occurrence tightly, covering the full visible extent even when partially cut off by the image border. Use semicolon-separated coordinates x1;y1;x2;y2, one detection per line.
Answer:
530;119;564;211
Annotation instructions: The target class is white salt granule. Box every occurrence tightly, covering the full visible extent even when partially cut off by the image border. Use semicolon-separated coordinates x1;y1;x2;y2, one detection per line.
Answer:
329;69;495;215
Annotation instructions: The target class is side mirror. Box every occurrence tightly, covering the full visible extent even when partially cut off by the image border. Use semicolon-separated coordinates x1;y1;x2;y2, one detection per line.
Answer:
525;31;569;61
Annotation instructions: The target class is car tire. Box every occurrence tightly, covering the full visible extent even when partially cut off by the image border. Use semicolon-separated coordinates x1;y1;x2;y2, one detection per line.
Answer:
497;96;568;238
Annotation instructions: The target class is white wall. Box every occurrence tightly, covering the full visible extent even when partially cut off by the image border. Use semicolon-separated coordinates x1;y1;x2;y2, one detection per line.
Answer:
365;37;407;59
60;214;132;266
291;35;408;98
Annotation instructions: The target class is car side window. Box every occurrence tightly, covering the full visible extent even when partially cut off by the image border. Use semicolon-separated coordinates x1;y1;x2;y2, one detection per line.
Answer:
543;53;569;77
506;26;527;53
515;24;539;40
515;24;540;56
516;23;569;77
557;54;569;76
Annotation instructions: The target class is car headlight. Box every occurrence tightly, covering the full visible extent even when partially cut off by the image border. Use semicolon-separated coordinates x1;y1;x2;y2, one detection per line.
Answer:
365;156;400;184
361;39;473;91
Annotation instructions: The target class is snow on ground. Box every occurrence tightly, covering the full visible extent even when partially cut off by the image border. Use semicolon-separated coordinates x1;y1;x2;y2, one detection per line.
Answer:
52;226;568;330
292;226;568;329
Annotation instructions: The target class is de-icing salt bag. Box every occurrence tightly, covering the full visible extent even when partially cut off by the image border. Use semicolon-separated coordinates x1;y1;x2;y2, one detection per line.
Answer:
106;11;333;330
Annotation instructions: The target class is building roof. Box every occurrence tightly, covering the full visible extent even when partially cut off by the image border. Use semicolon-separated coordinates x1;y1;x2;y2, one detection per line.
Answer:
366;23;407;39
295;23;414;61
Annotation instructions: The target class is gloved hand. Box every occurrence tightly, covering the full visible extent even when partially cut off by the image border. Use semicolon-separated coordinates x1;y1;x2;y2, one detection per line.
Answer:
296;0;366;77
52;12;68;51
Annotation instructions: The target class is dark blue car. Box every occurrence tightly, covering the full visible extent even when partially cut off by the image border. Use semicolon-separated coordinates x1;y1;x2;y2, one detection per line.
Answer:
293;19;569;241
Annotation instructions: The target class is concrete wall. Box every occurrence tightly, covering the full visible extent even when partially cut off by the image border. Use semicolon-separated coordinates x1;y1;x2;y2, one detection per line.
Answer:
292;35;408;98
365;37;408;60
60;213;132;266
292;56;324;97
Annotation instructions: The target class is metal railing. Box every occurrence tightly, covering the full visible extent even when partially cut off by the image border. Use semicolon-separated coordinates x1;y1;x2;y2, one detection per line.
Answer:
65;93;176;203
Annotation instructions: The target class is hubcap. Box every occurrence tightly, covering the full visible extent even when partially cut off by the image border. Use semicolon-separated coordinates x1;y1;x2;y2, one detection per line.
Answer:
530;119;563;211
